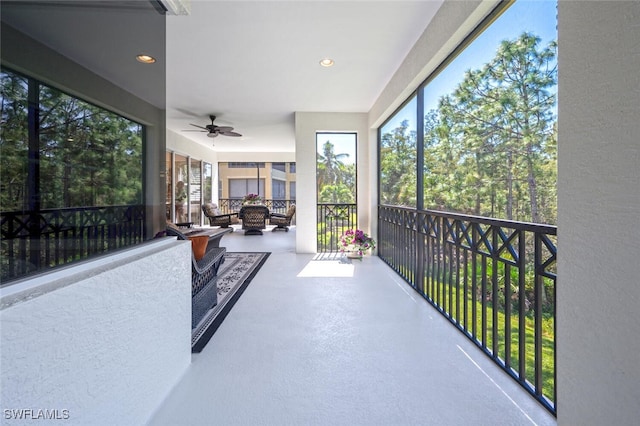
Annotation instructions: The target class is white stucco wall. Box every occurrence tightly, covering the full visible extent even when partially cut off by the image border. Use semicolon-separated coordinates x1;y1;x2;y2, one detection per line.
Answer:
295;112;370;253
1;12;192;426
557;2;640;424
0;239;192;425
167;130;295;165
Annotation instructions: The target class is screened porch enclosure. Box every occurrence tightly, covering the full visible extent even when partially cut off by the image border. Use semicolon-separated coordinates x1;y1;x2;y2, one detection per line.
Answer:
378;205;557;412
0;68;147;283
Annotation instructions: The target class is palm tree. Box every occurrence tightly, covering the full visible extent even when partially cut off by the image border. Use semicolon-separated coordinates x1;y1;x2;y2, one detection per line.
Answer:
316;141;349;189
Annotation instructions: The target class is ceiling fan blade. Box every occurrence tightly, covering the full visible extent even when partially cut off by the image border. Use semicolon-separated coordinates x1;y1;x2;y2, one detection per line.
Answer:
183;116;241;139
189;123;209;130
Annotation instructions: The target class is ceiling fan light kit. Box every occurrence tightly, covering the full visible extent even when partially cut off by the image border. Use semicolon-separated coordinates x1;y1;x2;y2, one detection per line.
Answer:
185;115;242;138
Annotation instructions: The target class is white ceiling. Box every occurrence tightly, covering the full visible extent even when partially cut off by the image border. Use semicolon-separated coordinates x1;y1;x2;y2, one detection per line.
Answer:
166;1;442;153
0;1;167;107
1;1;443;154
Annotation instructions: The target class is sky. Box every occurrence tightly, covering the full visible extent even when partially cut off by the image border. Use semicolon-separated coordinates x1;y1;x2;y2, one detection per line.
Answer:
383;0;558;133
316;132;357;165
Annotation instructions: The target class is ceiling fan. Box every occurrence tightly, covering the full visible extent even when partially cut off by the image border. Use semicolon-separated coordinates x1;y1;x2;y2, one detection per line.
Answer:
185;115;242;138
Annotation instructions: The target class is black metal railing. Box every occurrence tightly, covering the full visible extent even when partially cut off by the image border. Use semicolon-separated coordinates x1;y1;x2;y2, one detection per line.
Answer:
317;203;357;252
217;198;295;217
378;205;557;414
1;205;145;284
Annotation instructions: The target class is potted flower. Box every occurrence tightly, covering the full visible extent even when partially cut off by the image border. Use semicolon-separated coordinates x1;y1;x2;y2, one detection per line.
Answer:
339;229;376;258
242;193;263;205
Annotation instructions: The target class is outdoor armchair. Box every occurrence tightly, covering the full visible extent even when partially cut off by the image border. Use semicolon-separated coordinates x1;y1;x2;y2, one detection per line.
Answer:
202;203;239;228
165;224;227;328
269;205;296;231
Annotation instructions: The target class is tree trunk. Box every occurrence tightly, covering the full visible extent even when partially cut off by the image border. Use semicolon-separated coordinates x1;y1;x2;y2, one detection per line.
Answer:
506;152;513;220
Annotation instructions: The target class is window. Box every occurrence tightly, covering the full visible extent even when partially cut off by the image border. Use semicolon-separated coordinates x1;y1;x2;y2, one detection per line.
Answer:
1;68;145;282
41;90;142;208
165;151;172;220
167;153;212;225
316;132;356;204
272;180;286;200
228;162;265;168
379;98;417;208
174;154;188;222
316;132;357;253
289;182;296;200
189;158;201;224
289;163;296;173
218;162;296;202
202;162;213;205
229;179;265;199
0;71;28;212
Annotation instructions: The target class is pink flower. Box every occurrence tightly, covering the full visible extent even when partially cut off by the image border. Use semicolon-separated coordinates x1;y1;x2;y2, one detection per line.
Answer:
339;229;376;253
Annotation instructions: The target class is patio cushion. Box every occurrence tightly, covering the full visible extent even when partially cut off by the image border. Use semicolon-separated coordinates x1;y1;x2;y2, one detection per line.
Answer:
203;203;221;216
202;203;240;228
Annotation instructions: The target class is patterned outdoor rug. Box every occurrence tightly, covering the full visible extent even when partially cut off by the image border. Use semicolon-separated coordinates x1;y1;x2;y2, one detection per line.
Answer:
192;251;270;352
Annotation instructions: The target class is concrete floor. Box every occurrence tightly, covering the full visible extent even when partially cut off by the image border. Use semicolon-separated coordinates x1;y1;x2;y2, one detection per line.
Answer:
148;225;557;426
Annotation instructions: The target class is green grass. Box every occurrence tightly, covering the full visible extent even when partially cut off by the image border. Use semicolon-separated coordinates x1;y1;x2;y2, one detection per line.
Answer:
349;240;556;403
423;277;555;402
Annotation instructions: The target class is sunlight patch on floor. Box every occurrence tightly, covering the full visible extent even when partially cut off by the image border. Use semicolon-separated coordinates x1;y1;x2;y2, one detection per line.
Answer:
297;254;355;277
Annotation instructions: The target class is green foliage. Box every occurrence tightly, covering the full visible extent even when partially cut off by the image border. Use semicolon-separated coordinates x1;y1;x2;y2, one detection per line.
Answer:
318;184;354;204
316;140;355;204
0;72;29;211
463;288;555;401
316;210;357;252
381;33;558;225
380;119;417;207
315;137;358;250
1;69;143;211
423;269;555;402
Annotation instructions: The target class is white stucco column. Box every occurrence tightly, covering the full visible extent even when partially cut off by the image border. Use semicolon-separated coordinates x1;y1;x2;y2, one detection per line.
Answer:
295;112;370;253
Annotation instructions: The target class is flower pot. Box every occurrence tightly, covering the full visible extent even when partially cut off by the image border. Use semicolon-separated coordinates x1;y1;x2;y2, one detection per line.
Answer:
339;230;376;259
344;244;364;259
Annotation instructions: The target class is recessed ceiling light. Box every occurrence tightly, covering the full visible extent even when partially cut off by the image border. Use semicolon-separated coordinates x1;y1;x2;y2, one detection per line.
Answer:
136;54;156;64
319;58;335;67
